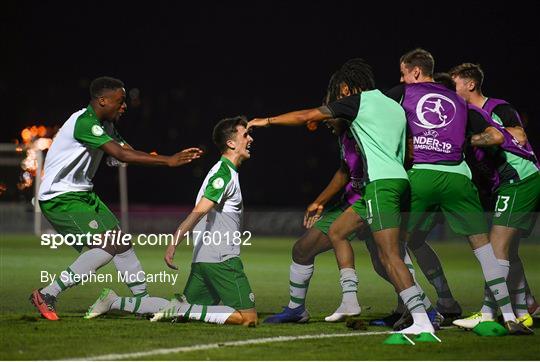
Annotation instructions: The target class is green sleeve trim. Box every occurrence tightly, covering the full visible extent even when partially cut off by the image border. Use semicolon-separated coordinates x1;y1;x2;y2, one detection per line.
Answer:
74;111;113;149
204;161;233;203
220;156;238;171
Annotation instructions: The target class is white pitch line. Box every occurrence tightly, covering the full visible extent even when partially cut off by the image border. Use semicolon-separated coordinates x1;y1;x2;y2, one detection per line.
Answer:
68;330;393;361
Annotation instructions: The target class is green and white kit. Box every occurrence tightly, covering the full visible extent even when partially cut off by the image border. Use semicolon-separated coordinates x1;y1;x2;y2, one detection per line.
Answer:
183;156;255;310
38;105;123;248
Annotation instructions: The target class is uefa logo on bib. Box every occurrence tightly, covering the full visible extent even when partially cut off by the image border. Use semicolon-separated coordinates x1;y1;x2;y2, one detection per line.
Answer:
414;93;457;129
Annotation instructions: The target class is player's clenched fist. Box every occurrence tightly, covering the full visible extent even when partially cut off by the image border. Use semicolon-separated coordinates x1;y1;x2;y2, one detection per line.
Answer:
167;148;204;167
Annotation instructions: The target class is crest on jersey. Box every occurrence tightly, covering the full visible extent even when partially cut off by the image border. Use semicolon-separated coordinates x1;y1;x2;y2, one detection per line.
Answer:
91;125;105;136
88;220;99;229
414;93;456;129
212;177;225;189
249;293;255;302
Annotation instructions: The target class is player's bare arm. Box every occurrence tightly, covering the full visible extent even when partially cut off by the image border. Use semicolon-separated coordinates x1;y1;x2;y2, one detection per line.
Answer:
505;126;527;146
248;106;333;129
164;197;216;270
304;164;349;228
121;143;134;150
470;127;504;147
101;140;203;167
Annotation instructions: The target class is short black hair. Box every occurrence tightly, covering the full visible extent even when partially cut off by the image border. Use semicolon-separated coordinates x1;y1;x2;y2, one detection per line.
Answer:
90;76;125;99
326;58;375;103
433;72;456;91
212;116;248;153
448;63;484;90
400;48;435;77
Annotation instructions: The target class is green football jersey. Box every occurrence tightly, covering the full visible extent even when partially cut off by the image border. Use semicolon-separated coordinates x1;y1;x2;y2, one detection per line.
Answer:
328;90;408;186
38;105;124;201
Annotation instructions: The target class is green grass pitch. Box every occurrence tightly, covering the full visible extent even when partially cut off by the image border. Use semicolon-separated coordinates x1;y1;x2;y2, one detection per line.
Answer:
0;235;539;360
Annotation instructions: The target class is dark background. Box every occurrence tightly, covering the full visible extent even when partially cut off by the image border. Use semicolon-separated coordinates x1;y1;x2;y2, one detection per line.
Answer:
2;2;539;207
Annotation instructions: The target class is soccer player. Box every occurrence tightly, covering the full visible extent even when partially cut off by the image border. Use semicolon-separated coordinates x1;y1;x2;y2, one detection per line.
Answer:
151;116;257;326
266;63;437;327
264;70;366;324
450;63;540;328
31;76;203;320
371;72;463;329
249;59;436;335
385;48;531;334
410;72;462;319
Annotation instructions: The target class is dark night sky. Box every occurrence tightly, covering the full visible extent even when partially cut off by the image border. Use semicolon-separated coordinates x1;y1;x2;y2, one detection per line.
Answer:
2;2;539;207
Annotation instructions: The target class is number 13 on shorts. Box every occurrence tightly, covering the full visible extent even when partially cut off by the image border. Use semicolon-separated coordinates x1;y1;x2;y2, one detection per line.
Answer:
495;195;511;217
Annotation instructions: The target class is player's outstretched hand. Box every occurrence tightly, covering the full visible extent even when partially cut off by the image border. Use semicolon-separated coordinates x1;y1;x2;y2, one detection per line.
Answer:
247;118;270;130
168;148;203;167
164;243;178;270
304;202;324;229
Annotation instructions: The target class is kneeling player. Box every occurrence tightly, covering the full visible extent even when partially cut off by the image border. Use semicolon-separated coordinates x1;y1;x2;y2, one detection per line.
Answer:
152;116;257;326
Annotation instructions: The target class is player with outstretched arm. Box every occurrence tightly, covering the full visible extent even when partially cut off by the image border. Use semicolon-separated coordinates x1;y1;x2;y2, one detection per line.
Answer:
248;59;437;335
31;76;202;321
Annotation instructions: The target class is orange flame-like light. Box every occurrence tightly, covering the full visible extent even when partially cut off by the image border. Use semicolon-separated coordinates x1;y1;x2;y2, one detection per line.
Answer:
17;125;54;190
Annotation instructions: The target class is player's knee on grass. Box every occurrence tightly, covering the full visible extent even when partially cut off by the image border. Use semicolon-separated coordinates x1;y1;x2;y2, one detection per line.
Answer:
225;311;244;325
241;310;258;326
226;309;257;326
